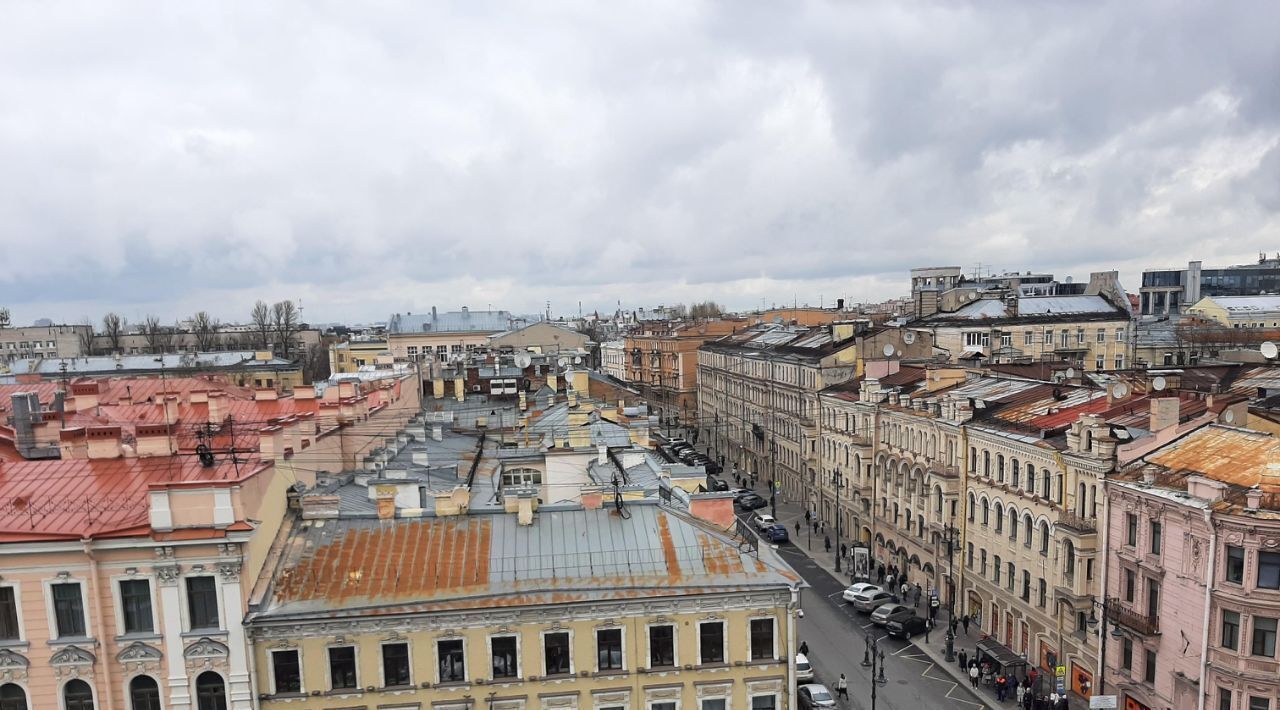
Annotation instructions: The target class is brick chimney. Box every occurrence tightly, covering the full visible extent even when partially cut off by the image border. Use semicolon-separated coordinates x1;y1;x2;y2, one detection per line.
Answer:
135;423;175;457
689;493;737;529
86;426;123;459
70;381;99;411
207;393;226;425
1150;396;1180;433
254;388;278;401
517;491;537;525
376;487;396;520
293;385;316;400
258;425;284;459
162;395;180;425
582;489;604;510
188;389;208;404
59;427;89;459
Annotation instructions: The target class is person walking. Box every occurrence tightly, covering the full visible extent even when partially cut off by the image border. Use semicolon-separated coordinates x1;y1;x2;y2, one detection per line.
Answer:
836;674;849;700
805;510;811;523
924;617;932;644
913;585;922;608
824;535;831;553
840;542;848;559
799;640;809;656
969;663;980;689
900;581;909;600
961;614;971;635
958;649;967;671
995;674;1007;701
813;521;820;535
949;616;958;636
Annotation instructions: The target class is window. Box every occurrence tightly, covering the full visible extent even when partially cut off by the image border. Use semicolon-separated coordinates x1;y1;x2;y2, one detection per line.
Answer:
195;671;226;710
1040;521;1050;556
1024;331;1034;346
543;632;570;676
703;701;727;710
329;646;357;689
1126;513;1138;546
1143;649;1157;684
699;621;725;664
0;588;18;640
1121;638;1133;670
1150;520;1162;555
752;696;777;710
64;679;95;710
980;550;987;575
1147;580;1161;618
1223;610;1240;651
502;468;543;487
272;650;301;694
0;683;25;710
967;542;974;568
129;676;160;710
1038;578;1047;608
1219;689;1232;710
993;556;1002;584
1227;546;1246;583
1096;355;1105;370
1022;571;1031;601
1124;569;1136;602
383;643;411;687
119;580;153;634
964;332;990;347
52;582;85;638
438;639;465;682
1007;562;1015;591
750;618;774;660
491;635;518;678
1115;355;1124;369
1001;333;1012;348
186;577;219;631
1096;328;1106;343
1076;329;1085;344
1250;697;1271;710
1045;330;1054;347
597;628;623;671
1252;617;1277;657
1260;552;1280;589
1116;328;1126;342
649;625;675;667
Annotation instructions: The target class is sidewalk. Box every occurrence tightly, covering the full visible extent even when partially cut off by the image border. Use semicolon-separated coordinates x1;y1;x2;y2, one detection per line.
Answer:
759;488;1082;710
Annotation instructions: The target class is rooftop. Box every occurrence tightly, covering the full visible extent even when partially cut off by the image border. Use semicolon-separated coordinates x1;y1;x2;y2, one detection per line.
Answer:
387;310;514;334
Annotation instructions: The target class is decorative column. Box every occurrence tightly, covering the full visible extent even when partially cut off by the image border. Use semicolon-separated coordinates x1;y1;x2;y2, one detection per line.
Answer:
219;561;254;710
154;562;191;710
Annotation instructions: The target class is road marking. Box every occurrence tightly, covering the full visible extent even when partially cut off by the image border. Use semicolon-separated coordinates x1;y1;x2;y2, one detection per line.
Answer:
826;591;844;599
921;662;984;709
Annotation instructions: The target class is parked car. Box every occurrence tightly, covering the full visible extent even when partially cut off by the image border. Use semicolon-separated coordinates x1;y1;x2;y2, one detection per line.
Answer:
795;653;814;683
762;524;789;543
706;477;729;492
885;615;929;639
704;461;723;475
849;589;895;613
841;583;882;603
798;684;837;710
751;513;777;530
736;493;768;510
869;603;913;626
666;438;688;447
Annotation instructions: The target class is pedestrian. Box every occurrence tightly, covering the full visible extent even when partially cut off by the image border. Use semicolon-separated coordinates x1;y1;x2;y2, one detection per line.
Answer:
887;573;896;592
924;617;932;644
969;663;980;689
913;585;922;608
995;674;1007;701
794;521;800;536
813;521;820;535
1028;667;1039;691
900;581;909;599
805;510;811;523
799;640;809;656
961;614;971;635
958;650;967;671
824;535;831;552
877;564;885;584
949;617;958;636
930;596;939;620
836;674;849;700
1015;683;1024;705
841;542;847;559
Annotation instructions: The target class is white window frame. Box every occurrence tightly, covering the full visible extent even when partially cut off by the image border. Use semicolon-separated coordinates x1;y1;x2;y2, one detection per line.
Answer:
540;628;574;677
1023;331;1033;346
180;574;223;632
0;581;27;643
700;699;728;710
1115;328;1126;342
645;623;678;669
59;678;99;710
436;636;467;684
648;701;680;710
1115;355;1124;369
380;640;413;688
269;647;304;695
595;625;626;673
488;633;522;681
110;573;159;638
325;643;360;692
747;617;777;662
697;620;727;666
44;576;91;641
1096;328;1105;343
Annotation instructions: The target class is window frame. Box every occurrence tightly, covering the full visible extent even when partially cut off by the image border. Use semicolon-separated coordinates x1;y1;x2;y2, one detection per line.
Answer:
183;575;221;632
115;577;156;636
1222;609;1241;651
647;623;677;669
1226;545;1246;584
327;645;359;691
0;584;24;642
437;637;467;684
596;627;624;672
697;620;726;666
489;634;521;680
270;648;303;695
541;629;573;677
749;617;776;662
381;641;412;688
1251;616;1277;658
46;578;89;640
1259;551;1280;590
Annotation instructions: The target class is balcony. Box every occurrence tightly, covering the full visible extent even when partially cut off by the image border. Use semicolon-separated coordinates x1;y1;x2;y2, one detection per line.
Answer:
1105;597;1160;636
931;464;960;480
1056;510;1097;535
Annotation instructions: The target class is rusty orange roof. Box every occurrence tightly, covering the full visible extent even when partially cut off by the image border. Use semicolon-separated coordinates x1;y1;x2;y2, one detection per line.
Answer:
258;504;800;620
1143;424;1280;489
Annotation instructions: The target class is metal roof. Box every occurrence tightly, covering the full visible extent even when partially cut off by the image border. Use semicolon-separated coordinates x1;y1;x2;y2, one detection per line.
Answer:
1209;296;1280;312
937;295;1121;321
10;351;292;375
387;310;514;334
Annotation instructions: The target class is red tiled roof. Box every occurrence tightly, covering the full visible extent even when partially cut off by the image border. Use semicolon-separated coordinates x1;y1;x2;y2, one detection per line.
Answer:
0;455;269;542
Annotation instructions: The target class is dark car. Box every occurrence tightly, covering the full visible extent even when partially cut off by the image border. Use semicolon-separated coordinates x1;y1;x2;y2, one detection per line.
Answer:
707;477;729;492
704;461;723;475
762;524;789;543
736;493;768;510
885;615;928;639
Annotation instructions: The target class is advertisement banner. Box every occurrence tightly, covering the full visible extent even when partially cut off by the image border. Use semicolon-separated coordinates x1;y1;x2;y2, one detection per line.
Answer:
852;545;871;581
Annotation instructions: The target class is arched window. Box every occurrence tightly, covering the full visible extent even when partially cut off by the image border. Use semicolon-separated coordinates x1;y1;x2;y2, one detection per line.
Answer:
970;447;978;471
1026;463;1036;495
0;684;27;710
64;680;94;710
935;487;944;515
981;499;989;526
1010;458;1020;488
994;503;1004;533
1063;540;1076;577
1023;514;1033;547
1078;482;1087;516
196;672;227;710
1008;509;1018;540
906;509;913;532
983;451;990;477
918;514;925;538
968;492;976;522
129;676;161;710
997;454;1005;482
1039;521;1051;556
1090;485;1097;518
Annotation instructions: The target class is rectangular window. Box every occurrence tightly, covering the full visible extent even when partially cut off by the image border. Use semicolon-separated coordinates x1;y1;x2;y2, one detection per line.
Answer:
1143;649;1157;683
1219;689;1232;710
1001;332;1012;348
544;632;571;676
1151;521;1162;555
1024;331;1034;346
1126;513;1138;546
597;628;623;671
119;579;153;634
383;643;410;687
1147;580;1160;618
703;700;727;710
1260;552;1280;589
752;696;777;710
1096;328;1106;343
1223;610;1240;650
272;649;301;694
1007;563;1015;591
1250;697;1271;710
699;621;725;664
438;639;465;682
993;556;1002;584
981;550;987;575
649;625;675;667
491;635;518;678
52;582;85;638
1038;578;1047;608
186;577;219;630
1076;329;1085;344
1115;355;1124;369
1121;638;1133;670
329;646;357;689
0;588;19;640
1116;328;1125;342
1096;355;1104;370
1045;330;1054;346
1227;546;1246;583
750;618;774;661
1252;617;1277;657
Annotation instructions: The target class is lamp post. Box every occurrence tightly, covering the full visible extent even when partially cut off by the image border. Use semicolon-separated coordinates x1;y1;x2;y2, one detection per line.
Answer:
867;635;887;710
832;468;844;573
1086;596;1124;695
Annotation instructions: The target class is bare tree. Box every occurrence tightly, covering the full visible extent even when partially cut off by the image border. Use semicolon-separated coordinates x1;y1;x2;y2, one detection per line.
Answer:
250;301;272;351
302;342;331;384
102;312;127;354
190;311;221;351
689;301;724;319
77;317;96;355
271;300;301;358
142;315;175;354
0;307;9;328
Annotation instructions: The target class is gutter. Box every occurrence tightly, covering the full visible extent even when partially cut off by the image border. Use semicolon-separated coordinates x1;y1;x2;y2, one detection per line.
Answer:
1197;508;1218;710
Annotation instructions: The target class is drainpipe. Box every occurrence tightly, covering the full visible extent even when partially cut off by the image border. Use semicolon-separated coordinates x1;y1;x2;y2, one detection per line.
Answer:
1095;483;1112;690
789;585;800;710
84;540;118;710
1197;509;1218;710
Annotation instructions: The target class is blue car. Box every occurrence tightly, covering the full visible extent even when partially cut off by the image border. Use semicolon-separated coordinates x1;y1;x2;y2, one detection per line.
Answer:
763;524;789;543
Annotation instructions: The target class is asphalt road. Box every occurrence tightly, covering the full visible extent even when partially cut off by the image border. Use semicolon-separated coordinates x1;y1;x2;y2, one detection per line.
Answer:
741;512;989;710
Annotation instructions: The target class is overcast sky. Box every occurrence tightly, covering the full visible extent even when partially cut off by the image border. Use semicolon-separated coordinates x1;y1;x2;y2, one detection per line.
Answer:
2;1;1278;326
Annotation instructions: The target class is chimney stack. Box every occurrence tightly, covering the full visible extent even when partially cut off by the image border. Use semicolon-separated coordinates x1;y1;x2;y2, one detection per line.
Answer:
86;426;123;460
1150;396;1180;433
517;491;537;526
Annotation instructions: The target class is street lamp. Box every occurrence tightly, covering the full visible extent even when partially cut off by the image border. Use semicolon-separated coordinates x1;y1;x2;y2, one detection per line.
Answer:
832;468;844;573
1086;596;1125;695
862;635;888;710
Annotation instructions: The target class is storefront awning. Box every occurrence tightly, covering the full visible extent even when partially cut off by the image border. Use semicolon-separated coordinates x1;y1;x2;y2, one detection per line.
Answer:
975;637;1028;669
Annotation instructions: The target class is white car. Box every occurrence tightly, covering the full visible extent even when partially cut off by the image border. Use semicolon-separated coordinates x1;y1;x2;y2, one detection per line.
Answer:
795;653;814;683
752;513;777;530
841;582;882;603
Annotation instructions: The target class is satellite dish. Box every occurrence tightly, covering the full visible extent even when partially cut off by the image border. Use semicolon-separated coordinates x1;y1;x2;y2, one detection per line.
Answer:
883;344;896;357
573;356;582;365
903;331;917;344
1263;341;1278;359
1224;410;1236;424
1065;368;1075;379
1152;376;1167;391
515;354;532;368
558;357;569;368
1113;382;1130;399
